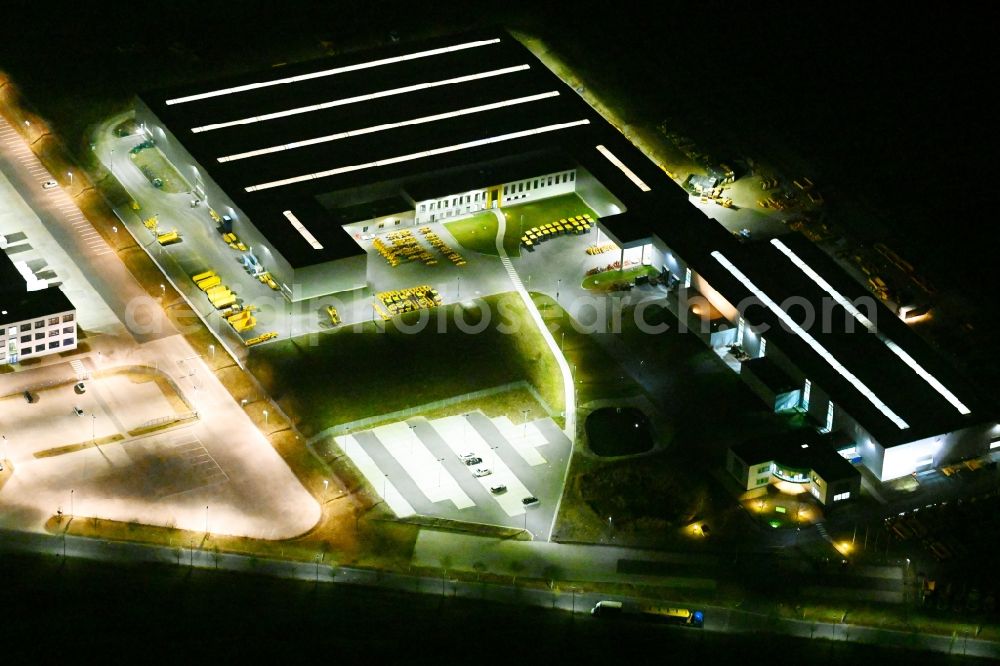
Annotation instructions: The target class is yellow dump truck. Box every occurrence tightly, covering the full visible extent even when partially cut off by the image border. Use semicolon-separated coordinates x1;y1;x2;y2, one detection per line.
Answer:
157;230;180;245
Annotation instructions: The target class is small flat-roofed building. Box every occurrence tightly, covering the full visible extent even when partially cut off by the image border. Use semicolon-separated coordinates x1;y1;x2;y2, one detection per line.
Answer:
728;431;861;505
0;250;77;366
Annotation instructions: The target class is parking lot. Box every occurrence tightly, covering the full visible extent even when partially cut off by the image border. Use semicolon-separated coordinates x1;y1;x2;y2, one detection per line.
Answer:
337;411;571;539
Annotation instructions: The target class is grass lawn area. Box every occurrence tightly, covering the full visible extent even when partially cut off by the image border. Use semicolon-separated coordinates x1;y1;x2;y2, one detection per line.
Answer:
248;292;565;436
499;193;597;257
130;146;190;193
444;212;501;256
530;292;644;405
582;264;659;292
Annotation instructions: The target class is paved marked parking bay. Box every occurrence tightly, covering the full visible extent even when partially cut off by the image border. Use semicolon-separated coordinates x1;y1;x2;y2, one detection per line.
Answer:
431;415;529;516
370;422;473;509
336;434;414;517
492;416;548;466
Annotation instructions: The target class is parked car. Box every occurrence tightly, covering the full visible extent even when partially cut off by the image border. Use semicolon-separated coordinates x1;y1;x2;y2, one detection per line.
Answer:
463;457;482;466
458;453;477;461
522;496;539;506
42;180;58;190
472;468;492;478
73;406;84;416
489;485;507;495
74;382;86;394
23;390;34;403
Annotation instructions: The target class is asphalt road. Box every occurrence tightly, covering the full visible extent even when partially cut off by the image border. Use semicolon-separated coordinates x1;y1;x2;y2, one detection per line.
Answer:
0;528;996;661
0;116;175;343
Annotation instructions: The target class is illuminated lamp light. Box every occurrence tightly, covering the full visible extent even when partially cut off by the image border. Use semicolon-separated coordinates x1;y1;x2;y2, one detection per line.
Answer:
166;38;502;105
192;65;530;133
770;238;970;416
595;144;651;192
217;91;559;162
282;210;323;250
245;119;591;192
711;250;909;429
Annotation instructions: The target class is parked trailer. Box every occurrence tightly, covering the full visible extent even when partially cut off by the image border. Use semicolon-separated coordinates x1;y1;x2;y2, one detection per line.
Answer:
191;270;216;283
206;285;230;299
197;275;221;291
211;294;237;309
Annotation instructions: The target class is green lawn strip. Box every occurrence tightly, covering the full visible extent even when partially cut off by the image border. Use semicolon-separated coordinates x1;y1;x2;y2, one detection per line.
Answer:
52;513;418;571
530;292;644;405
129;145;190;193
444;212;501;256
581;264;659;292
248;292;565;436
34;434;125;459
500;193;598;255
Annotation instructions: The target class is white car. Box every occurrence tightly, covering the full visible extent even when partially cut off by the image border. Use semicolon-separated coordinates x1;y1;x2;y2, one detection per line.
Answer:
472;467;492;478
42;180;58;190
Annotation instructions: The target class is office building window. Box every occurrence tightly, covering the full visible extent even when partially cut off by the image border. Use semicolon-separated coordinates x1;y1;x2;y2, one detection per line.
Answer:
21;323;30;332
465;195;471;203
22;348;32;355
49;330;59;337
35;333;44;341
48;341;59;349
63;314;74;323
570;172;575;181
533;179;539;189
518;183;523;192
547;176;553;186
64;338;74;347
418;205;425;212
34;344;44;352
34;320;44;329
63;327;74;334
833;491;851;502
20;335;30;343
49;317;59;326
503;185;508;195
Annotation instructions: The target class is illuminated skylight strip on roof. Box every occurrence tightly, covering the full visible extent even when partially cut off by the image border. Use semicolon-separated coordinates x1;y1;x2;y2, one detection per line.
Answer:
166;38;502;105
245;119;591;192
218;91;560;163
712;250;910;429
283;210;324;250
770;238;971;416
595;144;651;192
191;65;529;134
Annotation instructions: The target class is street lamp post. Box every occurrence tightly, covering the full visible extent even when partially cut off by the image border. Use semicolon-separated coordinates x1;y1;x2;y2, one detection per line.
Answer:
205;505;209;534
67;171;73;188
437;457;445;487
457;276;461;299
409;424;417;455
556;278;561;301
263;408;269;424
70;489;74;517
521;409;531;439
91;413;96;444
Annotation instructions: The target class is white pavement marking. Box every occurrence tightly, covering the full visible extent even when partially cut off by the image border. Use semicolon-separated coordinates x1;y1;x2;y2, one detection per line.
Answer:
371;422;473;509
336;434;414;517
492;416;548;466
432;416;528;517
490;209;575;438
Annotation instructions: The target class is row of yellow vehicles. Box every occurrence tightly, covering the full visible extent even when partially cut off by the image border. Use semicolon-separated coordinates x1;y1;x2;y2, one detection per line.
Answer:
520;213;593;250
